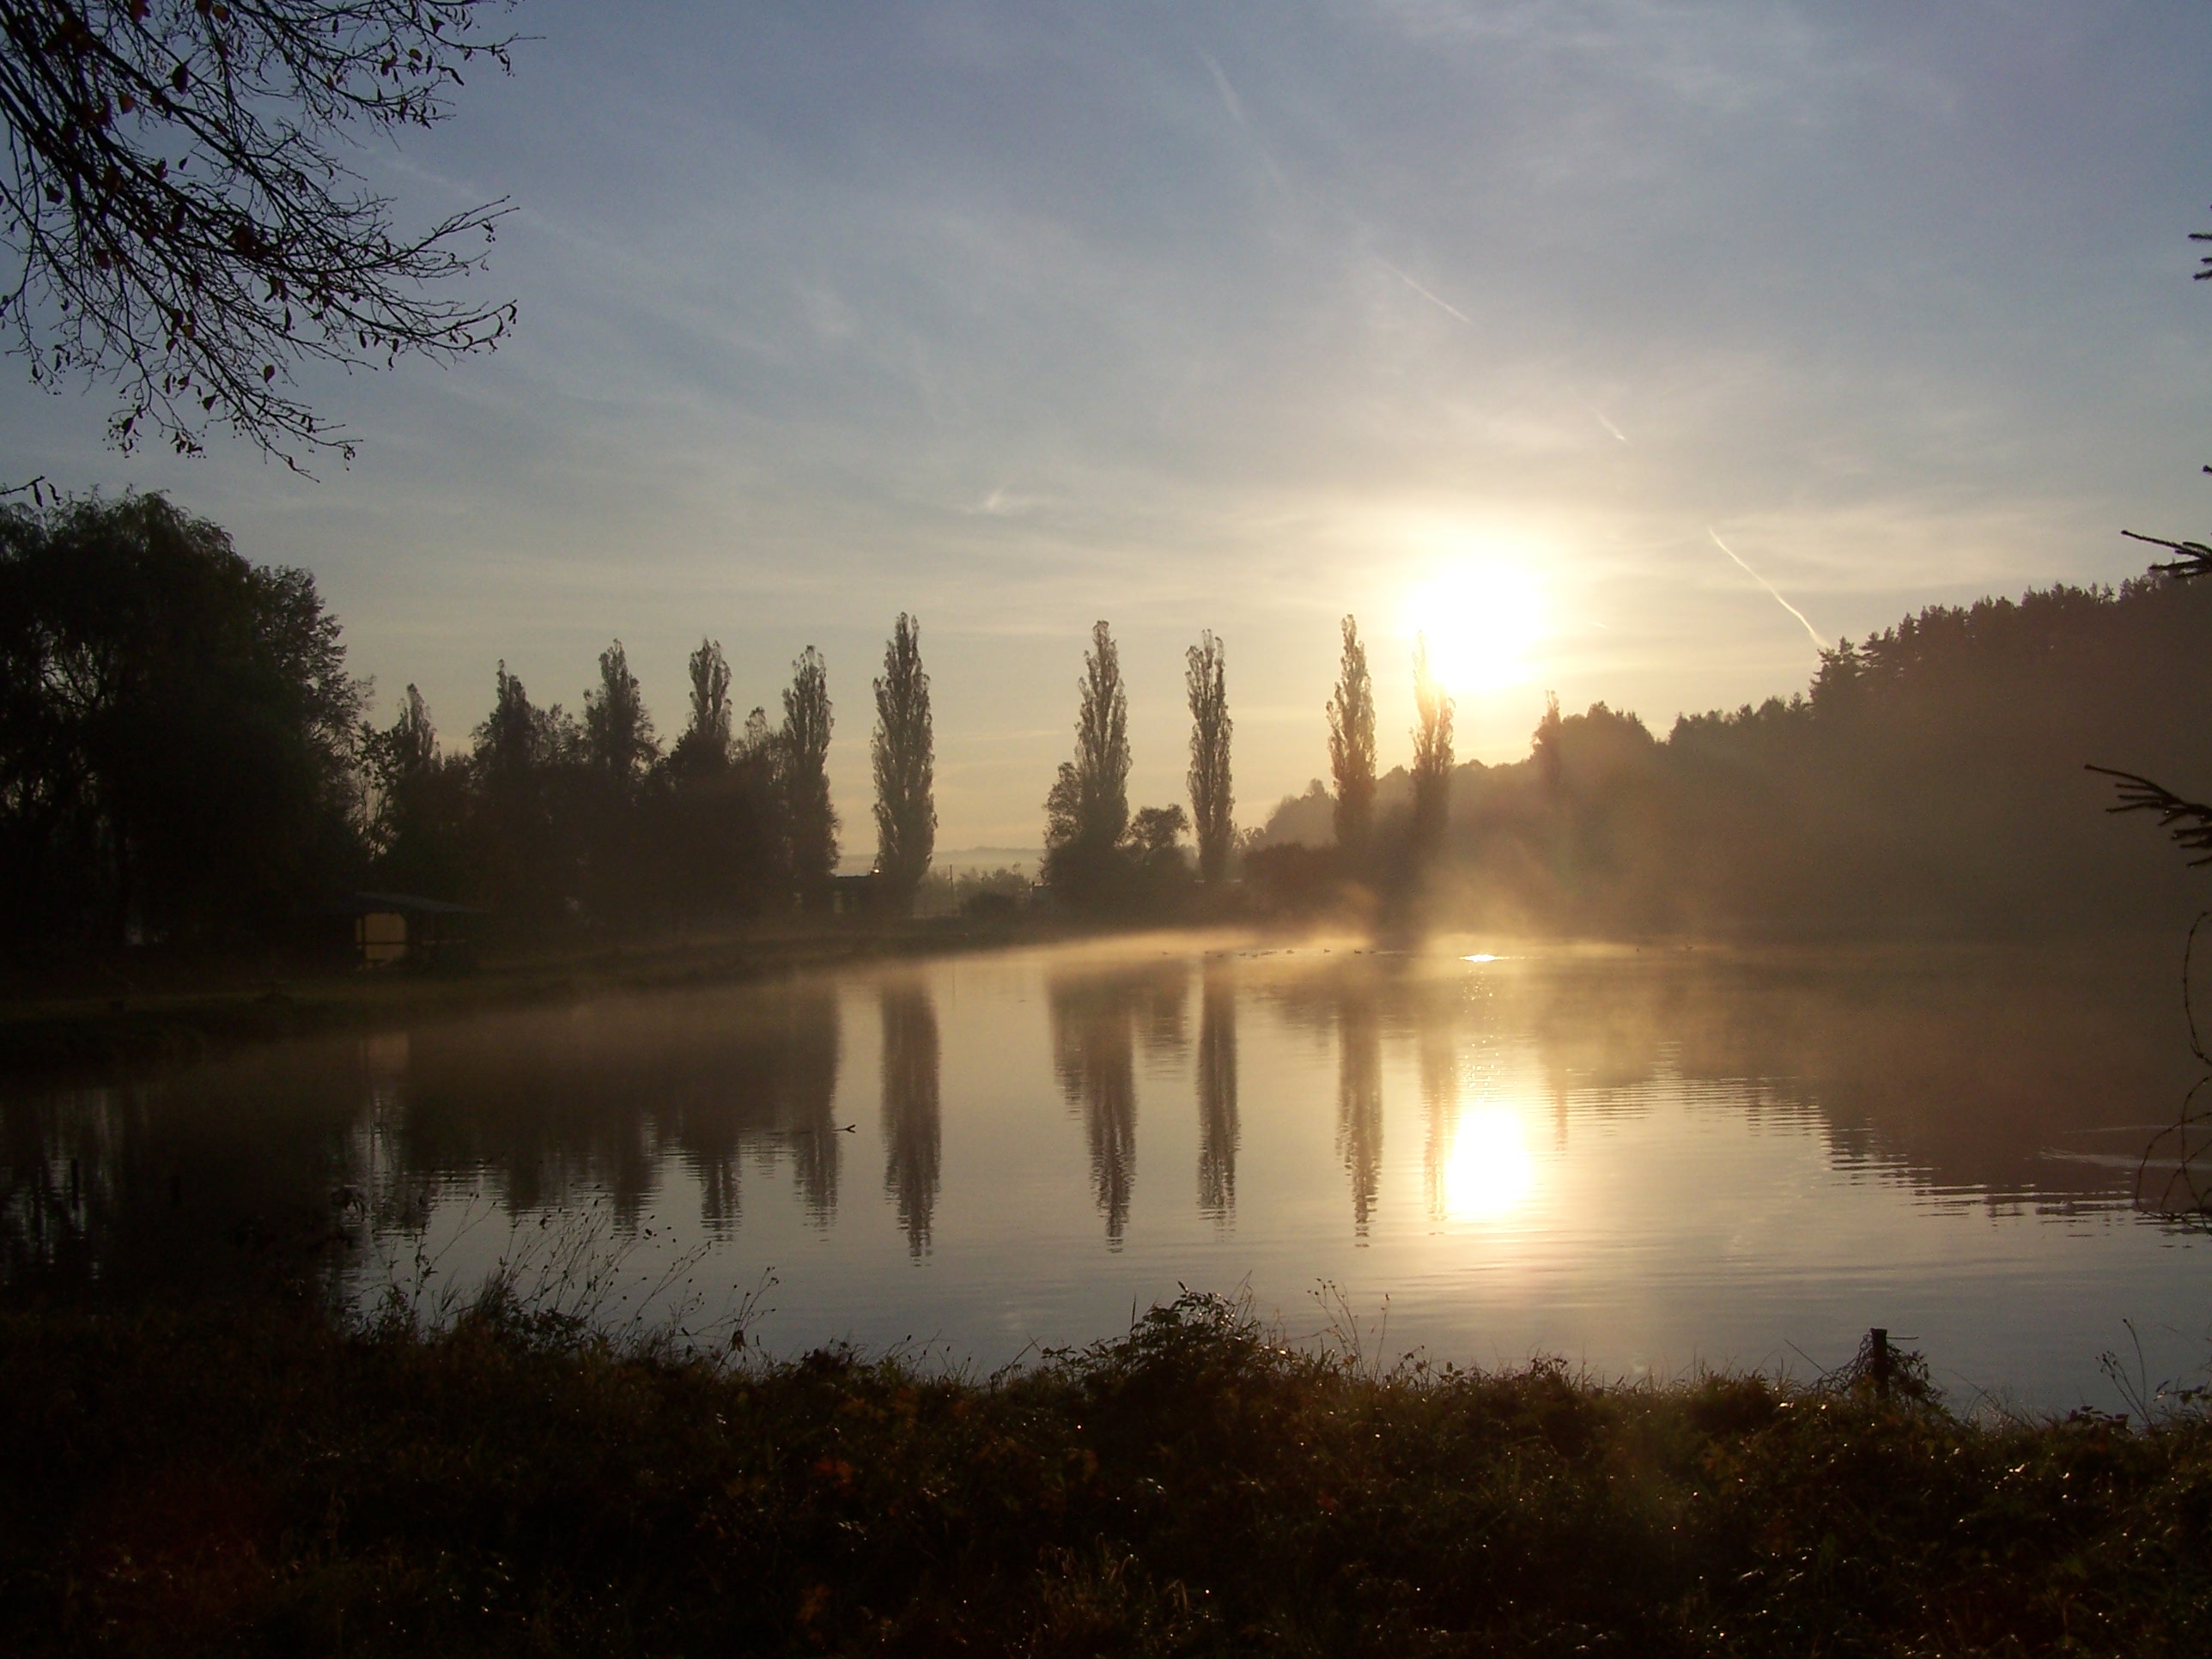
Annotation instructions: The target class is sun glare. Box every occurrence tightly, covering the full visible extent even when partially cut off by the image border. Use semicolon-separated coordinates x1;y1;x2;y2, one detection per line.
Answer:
1439;1103;1537;1223
1402;560;1548;694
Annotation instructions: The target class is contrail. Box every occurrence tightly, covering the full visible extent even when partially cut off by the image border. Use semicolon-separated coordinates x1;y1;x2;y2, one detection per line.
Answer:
1198;49;1245;127
1707;529;1826;653
1376;258;1472;325
1372;258;1629;450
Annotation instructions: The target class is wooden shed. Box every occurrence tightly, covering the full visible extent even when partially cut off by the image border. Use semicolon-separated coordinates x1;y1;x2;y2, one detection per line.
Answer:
344;892;482;969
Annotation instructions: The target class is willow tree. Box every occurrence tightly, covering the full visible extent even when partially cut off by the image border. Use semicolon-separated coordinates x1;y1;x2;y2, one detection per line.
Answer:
1325;616;1376;860
781;645;837;908
872;613;935;902
1043;620;1130;897
1186;629;1233;883
1410;634;1455;858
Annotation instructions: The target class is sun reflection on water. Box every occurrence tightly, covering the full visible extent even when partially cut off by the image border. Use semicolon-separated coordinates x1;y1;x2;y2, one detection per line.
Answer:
1440;1103;1537;1223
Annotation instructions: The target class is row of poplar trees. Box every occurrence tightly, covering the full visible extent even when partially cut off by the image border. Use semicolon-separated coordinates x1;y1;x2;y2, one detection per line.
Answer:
363;619;937;930
1036;615;1456;908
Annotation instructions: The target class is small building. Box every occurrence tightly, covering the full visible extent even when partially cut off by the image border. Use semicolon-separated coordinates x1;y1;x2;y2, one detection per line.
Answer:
343;891;482;969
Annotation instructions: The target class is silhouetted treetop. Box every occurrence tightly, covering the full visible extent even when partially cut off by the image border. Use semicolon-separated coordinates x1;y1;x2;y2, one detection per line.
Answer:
1185;629;1231;884
583;640;658;787
672;638;732;775
872;614;933;900
781;644;836;906
1327;615;1374;857
1409;632;1452;856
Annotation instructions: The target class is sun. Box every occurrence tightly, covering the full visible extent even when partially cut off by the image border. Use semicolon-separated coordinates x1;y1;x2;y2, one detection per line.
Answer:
1401;559;1548;695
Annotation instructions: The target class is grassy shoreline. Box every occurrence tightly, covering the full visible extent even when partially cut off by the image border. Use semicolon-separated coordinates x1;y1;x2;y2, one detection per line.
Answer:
3;1291;2208;1656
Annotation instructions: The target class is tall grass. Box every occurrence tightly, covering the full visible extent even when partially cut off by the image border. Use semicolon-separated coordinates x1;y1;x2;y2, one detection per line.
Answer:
2;1289;2209;1654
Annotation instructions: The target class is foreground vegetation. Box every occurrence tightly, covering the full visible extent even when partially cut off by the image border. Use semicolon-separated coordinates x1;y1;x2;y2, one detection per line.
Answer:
3;1291;2209;1656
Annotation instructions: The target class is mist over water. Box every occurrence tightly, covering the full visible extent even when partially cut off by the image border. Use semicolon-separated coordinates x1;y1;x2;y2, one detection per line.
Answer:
6;936;2209;1409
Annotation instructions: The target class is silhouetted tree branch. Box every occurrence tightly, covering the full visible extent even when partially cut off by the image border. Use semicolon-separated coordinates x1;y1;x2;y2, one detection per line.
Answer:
0;0;520;465
2119;528;2212;582
2087;765;2212;866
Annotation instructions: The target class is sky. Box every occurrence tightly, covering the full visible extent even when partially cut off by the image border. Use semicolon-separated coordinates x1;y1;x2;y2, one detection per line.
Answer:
8;0;2212;854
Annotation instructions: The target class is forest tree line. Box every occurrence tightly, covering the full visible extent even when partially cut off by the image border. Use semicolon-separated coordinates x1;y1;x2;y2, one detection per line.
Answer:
1255;571;2212;937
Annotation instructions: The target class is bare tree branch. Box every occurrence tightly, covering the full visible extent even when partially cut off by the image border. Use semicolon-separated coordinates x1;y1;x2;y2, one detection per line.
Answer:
0;1;520;467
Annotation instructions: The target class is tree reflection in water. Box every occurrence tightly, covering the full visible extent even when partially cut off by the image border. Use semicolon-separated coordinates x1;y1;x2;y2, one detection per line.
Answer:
1196;962;1238;1220
1337;982;1382;1236
879;976;941;1257
1417;980;1460;1221
780;984;844;1225
7;943;2204;1315
1049;963;1191;1247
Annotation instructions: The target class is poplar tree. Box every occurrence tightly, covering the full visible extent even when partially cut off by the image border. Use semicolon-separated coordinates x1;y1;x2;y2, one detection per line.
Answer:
1043;620;1130;894
1186;630;1234;883
674;639;733;770
1410;633;1455;857
1326;616;1376;860
781;646;837;908
582;640;658;789
872;613;936;902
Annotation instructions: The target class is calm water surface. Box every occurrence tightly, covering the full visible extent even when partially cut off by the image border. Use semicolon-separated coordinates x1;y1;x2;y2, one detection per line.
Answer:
7;937;2210;1409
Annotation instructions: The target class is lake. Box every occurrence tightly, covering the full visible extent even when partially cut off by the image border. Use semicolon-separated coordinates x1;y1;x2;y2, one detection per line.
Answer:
7;934;2210;1411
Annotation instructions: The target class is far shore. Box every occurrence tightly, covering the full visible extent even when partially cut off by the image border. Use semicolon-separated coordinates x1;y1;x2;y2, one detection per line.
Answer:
0;914;1060;1077
2;912;2188;1082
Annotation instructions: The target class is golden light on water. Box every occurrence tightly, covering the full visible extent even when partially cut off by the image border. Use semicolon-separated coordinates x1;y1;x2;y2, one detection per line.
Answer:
1439;1102;1538;1223
1401;558;1548;694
